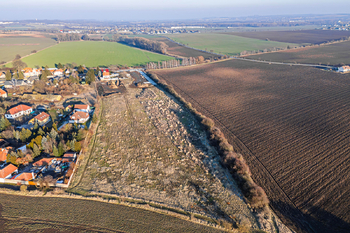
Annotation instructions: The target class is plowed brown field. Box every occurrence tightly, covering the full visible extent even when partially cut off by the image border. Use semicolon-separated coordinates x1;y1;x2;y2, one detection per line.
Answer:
245;40;350;66
153;60;350;233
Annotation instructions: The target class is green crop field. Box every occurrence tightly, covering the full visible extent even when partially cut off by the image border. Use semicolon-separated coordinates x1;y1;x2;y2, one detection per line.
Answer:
0;36;56;64
20;41;174;68
167;33;298;56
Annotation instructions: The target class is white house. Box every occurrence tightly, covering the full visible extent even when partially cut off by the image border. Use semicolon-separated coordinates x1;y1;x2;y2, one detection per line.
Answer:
69;111;89;124
338;66;350;73
5;104;33;119
0;89;7;98
74;104;90;113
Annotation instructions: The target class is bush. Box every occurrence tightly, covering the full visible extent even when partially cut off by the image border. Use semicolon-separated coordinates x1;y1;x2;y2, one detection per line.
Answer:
201;117;214;130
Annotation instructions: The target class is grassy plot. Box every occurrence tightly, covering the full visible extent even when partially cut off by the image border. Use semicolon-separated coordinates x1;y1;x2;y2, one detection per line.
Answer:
167;33;297;56
20;41;174;68
0;36;56;63
0;193;223;233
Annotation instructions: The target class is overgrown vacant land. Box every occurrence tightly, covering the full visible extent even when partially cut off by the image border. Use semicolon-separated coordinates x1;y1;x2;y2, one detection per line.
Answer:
69;81;289;232
151;37;219;59
0;193;222;233
227;29;350;44
245;40;350;65
167;33;297;56
20;41;174;67
0;35;56;63
153;60;350;233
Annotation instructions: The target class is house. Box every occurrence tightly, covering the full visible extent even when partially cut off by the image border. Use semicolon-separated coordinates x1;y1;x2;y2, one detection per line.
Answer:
53;69;64;76
63;152;77;161
0;148;9;162
65;105;73;112
0;89;7;98
4;79;25;88
23;67;33;78
28;112;50;126
338;66;350;72
14;172;35;181
102;69;110;77
74;104;90;112
5;104;33;119
0;164;18;181
69;111;89;124
0;72;5;79
33;158;54;167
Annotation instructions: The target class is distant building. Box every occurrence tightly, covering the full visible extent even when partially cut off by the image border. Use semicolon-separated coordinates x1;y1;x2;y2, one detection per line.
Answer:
5;104;32;119
53;69;64;76
69;111;89;124
338;66;350;72
28;112;51;126
0;89;7;98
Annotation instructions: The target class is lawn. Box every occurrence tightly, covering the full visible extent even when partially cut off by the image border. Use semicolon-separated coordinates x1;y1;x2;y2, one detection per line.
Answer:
0;36;57;64
20;41;174;68
167;33;298;56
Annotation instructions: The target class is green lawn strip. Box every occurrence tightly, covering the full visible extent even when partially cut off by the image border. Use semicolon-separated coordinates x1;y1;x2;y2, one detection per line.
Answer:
167;33;299;56
19;41;174;68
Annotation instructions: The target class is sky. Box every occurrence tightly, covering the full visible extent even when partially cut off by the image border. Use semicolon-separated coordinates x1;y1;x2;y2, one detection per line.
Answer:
1;0;350;21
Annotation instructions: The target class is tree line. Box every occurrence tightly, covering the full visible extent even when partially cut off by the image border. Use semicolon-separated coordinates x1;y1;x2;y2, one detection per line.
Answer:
107;34;168;54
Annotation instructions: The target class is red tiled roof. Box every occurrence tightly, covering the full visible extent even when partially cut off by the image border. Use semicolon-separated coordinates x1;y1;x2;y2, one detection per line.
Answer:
14;172;33;181
0;89;7;96
70;111;89;121
63;152;76;159
34;112;50;122
74;104;89;110
0;164;17;178
0;148;8;162
7;104;32;116
33;158;54;166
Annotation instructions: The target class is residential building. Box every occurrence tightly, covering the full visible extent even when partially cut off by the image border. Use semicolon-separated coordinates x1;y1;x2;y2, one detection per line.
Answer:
14;172;35;181
74;104;90;112
0;89;7;98
0;72;5;79
63;152;77;161
53;69;64;76
5;104;33;119
69;111;89;124
28;112;51;126
0;164;18;181
33;158;54;167
0;148;8;162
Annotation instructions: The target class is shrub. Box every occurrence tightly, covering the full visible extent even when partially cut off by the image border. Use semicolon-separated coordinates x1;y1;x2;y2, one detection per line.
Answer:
201;117;215;130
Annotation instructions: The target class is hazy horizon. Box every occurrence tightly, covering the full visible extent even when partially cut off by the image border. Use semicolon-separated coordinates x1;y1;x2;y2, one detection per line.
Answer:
2;0;350;21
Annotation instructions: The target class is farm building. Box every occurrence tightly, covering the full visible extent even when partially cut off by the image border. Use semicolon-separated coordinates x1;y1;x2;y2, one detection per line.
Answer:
69;111;89;124
28;112;51;126
5;104;33;119
338;66;350;72
0;89;7;98
0;164;18;181
74;104;90;112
